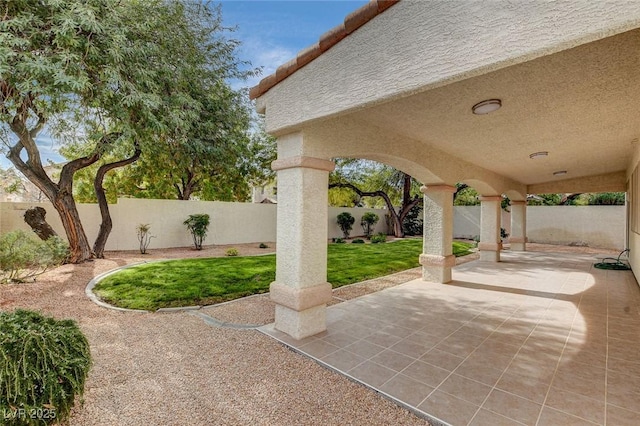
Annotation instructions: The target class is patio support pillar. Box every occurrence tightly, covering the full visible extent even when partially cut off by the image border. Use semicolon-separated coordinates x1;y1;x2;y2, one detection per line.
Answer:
510;200;527;251
269;135;335;340
479;195;503;262
420;185;456;283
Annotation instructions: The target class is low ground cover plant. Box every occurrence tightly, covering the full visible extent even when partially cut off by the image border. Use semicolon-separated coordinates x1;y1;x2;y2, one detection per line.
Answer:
0;231;69;284
94;240;475;310
0;310;91;425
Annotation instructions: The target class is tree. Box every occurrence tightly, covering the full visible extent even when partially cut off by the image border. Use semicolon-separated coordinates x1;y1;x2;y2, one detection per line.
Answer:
329;160;421;237
336;212;355;239
1;1;255;261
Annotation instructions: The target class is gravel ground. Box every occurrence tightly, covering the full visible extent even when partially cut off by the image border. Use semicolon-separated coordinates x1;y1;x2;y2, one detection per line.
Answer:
0;242;428;426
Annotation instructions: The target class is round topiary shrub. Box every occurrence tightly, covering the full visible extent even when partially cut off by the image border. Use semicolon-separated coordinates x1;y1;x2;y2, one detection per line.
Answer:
0;310;92;425
225;248;239;257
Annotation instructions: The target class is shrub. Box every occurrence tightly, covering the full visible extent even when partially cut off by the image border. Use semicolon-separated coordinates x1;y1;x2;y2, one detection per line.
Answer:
588;192;625;205
360;212;380;239
402;203;423;236
0;310;91;425
333;238;346;244
336;212;355;239
259;243;269;249
371;233;387;244
225;248;239;256
184;214;210;250
0;231;69;284
351;239;365;244
500;227;509;241
136;223;154;254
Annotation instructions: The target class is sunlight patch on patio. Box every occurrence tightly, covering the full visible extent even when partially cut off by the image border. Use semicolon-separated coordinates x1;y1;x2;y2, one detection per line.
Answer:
261;250;640;425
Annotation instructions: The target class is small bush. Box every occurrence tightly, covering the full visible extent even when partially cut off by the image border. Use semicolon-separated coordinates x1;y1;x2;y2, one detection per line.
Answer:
351;239;365;244
225;248;239;256
360;212;380;239
370;233;387;244
136;223;154;254
500;227;509;241
184;214;210;250
332;238;346;244
0;309;92;425
0;231;69;284
259;243;269;249
336;212;355;239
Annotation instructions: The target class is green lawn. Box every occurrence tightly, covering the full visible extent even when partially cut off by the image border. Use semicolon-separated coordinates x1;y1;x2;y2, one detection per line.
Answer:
94;239;475;310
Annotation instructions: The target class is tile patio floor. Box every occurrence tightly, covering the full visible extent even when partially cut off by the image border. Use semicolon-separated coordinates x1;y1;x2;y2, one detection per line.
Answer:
260;250;640;426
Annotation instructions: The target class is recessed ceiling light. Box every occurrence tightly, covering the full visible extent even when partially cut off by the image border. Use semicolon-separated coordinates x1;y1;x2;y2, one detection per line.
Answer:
553;170;567;176
529;151;549;159
472;99;501;115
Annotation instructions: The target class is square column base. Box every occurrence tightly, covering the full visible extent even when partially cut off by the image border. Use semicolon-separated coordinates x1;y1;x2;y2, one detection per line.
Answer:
480;250;501;262
511;242;526;251
274;304;327;340
422;266;452;283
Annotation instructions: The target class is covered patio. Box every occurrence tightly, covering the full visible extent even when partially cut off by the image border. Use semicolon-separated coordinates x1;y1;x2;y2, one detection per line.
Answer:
250;1;640;424
261;249;640;425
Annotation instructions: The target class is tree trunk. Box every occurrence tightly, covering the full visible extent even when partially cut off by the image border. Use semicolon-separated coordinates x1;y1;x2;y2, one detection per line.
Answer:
52;191;94;263
93;144;141;258
23;207;58;241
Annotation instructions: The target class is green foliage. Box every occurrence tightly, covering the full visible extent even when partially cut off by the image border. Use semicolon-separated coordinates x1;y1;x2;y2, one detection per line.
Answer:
183;214;210;250
402;202;423;236
94;239;475;310
332;238;346;244
0;309;91;425
360;212;380;239
351;239;365;244
527;194;563;206
587;192;625;205
225;248;239;257
453;185;480;206
0;231;68;283
1;1;258;259
136;224;153;254
258;243;269;249
500;227;509;241
336;212;355;238
370;233;387;244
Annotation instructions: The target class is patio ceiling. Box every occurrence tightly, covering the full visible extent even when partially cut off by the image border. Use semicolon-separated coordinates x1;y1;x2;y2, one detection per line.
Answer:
253;1;640;195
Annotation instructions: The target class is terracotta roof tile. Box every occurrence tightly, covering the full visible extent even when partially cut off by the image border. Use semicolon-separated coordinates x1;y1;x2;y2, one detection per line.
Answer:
249;0;399;100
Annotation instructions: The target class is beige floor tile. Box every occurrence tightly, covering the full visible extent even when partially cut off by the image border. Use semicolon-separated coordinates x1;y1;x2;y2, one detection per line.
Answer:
419;348;466;371
320;331;357;348
343;339;385;359
370;349;415;372
418;390;480;426
298;339;340;358
606;370;640;413
454;360;505;386
550;372;605;401
321;349;366;372
537;407;598;425
495;371;551;404
379;373;435;407
608;356;640;378
482;389;542;425
389;339;432;359
348;360;397;388
401;360;451;387
365;331;403;348
436;373;492;406
469;409;526;426
545;387;604;424
607;404;640;425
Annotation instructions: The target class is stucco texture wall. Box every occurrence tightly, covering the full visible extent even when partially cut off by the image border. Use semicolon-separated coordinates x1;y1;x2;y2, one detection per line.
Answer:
454;205;624;249
0;199;387;251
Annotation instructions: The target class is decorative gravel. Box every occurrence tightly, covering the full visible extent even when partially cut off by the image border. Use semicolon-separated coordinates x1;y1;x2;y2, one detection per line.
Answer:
0;243;429;426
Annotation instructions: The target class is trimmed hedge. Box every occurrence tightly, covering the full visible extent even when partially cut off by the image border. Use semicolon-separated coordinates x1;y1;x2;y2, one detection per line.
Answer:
0;310;91;425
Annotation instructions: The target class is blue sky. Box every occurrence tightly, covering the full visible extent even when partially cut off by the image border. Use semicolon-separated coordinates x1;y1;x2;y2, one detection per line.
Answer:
1;1;365;169
220;1;368;89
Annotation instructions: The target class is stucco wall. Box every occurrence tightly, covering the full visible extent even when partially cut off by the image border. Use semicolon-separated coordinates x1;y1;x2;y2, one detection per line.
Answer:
0;199;387;251
453;205;625;249
1;200;624;250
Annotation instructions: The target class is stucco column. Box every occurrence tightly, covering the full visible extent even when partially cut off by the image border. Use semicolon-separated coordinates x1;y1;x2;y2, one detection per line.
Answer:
270;154;335;340
420;185;456;283
479;195;503;262
510;200;527;251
